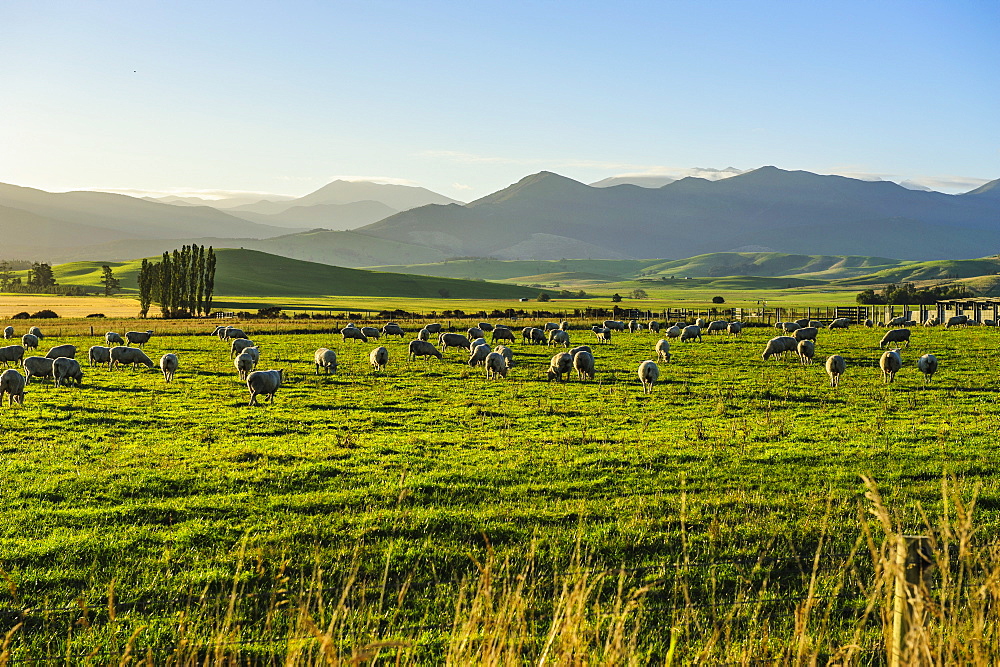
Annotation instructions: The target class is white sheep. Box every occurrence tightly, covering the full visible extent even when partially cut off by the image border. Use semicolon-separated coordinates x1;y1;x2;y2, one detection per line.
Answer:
485;352;508;379
592;327;612;344
21;334;39;351
467;326;485;341
864;319;874;328
648;321;661;333
160;353;179;382
235;351;256;381
439;332;472;353
110;346;155;370
369;346;389;371
88;345;111;367
638;360;660;394
478;322;495;332
559;321;569;331
797;339;815;365
665;325;682;339
879;329;911;349
573;350;595;381
45;344;77;360
0;368;25;406
247;369;283;406
793;327;818;342
125;330;154;347
22;356;54;384
314;348;338;375
105;332;125;346
408;339;442;361
627;320;640;333
887;316;908;327
491;327;515;344
546;352;574;382
521;327;545;345
706;320;728;334
794;318;810;328
27;326;43;339
470;338;489;350
230;338;257;358
382;323;406;338
655;339;671;363
223;326;249;341
727;322;743;336
880;349;902;383
945;315;968;328
468;344;491;367
680;325;702;343
780;321;801;333
417;327;431;341
52;357;83;388
424;323;443;334
493;345;514;368
917;354;938;383
0;345;24;367
695;317;707;328
548;329;570;347
3;326;14;340
568;345;591;357
361;327;381;340
825;355;846;388
341;327;368;343
828;318;850;330
762;336;798;361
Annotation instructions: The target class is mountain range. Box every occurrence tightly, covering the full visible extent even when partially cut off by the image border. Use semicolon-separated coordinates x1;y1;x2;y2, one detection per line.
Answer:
2;167;998;265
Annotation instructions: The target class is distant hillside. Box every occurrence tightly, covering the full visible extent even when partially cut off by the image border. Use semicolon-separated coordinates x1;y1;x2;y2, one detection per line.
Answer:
46;249;536;299
836;257;1000;285
638;252;909;280
233;200;399;230
226;180;461;216
365;258;657;281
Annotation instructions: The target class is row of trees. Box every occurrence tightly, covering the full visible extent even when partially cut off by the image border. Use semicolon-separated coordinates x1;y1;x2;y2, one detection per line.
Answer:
137;245;217;318
856;282;974;305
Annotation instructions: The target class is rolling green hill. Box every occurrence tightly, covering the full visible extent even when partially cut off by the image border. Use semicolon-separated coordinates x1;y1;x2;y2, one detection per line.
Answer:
364;258;659;281
836;257;1000;285
35;249;538;299
638;252;908;279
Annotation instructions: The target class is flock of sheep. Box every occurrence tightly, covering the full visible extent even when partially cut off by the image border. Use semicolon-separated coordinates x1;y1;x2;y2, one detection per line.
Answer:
0;312;956;408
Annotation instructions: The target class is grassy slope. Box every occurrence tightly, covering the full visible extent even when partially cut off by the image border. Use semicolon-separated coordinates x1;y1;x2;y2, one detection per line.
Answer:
34;249;538;299
639;252;908;279
836;257;1000;285
363;258;658;281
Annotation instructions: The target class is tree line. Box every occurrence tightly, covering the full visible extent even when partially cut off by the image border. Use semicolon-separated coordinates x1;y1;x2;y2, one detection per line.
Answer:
137;245;217;318
0;261;87;296
856;282;973;305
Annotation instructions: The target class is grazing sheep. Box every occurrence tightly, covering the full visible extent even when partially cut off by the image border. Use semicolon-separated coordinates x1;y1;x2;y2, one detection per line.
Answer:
230;338;257;358
361;327;381;340
638;360;660;394
546;352;574;382
904;320;917;327
521;328;546;345
887;316;908;327
223;327;248;341
247;369;283;407
695;318;707;328
439;332;472;353
665;325;682;339
602;320;625;331
242;346;261;366
780;321;801;333
22;356;54;384
470;338;489;352
382;323;405;338
467;326;485;341
568;345;592;357
491;327;515;344
548;329;570;347
543;322;560;332
794;318;810;328
922;317;939;327
828;318;850;330
655;339;671;363
234;352;256;381
797;339;816;365
125;330;154;347
793;327;818;342
159;353;179;382
52;357;83;388
417;327;431;341
493;345;514;367
0;345;24;367
762;336;798;361
825;355;846;388
478;322;495;332
485;352;508;379
27;326;43;339
863;319;874;328
808;320;822;328
573;350;596;381
879;329;911;349
727;322;743;336
424;323;443;334
369;346;389;371
707;320;728;334
0;369;25;406
21;334;39;351
313;348;338;375
627;320;640;333
408;339;443;361
468;344;490;367
917;354;938;383
3;326;13;340
945;315;968;328
880;349;903;383
45;344;77;360
680;325;702;343
594;327;612;344
648;321;661;333
342;327;368;343
88;345;111;367
559;321;569;331
105;331;125;346
984;320;997;327
110;346;154;370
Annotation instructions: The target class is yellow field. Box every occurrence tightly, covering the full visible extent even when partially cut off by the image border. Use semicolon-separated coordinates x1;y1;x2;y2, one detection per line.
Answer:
0;294;141;318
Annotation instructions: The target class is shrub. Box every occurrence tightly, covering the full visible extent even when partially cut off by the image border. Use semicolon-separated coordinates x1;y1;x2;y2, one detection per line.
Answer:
86;313;106;318
11;311;30;319
30;309;59;318
257;306;282;318
712;296;725;304
611;293;622;303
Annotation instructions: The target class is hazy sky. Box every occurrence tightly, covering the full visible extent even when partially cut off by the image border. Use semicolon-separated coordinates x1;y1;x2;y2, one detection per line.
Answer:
2;1;996;200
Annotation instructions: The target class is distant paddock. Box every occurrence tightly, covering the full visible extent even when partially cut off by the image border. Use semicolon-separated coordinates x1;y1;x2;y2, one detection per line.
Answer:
0;295;141;318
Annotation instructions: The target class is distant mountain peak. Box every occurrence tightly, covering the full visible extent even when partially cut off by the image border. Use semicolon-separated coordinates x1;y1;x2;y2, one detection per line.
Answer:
963;178;1000;197
469;171;589;206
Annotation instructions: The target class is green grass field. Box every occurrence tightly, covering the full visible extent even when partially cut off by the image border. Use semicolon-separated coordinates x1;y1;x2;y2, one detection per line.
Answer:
1;316;999;661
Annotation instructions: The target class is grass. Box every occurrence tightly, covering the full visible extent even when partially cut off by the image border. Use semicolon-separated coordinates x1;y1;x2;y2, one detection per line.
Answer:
1;315;1000;660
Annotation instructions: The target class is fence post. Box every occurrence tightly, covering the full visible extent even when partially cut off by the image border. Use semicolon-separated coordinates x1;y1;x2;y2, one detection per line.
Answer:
890;534;932;667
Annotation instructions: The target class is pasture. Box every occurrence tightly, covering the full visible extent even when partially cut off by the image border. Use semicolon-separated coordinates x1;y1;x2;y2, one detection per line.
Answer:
1;318;999;661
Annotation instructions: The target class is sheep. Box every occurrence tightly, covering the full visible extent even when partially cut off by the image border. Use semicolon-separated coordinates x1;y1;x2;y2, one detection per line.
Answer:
521;328;546;345
680;325;702;343
945;315;968;328
125;330;154;347
695;318;707;328
440;332;472;353
21;334;39;351
627;320;640;333
707;320;728;334
3;326;13;340
484;351;508;379
467;326;485;341
159;353;179;382
665;325;682;339
638;360;660;394
408;339;442;361
559;321;569;331
223;326;248;341
922;317;939;327
230;338;257;358
780;321;801;333
917;354;938;383
548;329;570;347
342;327;368;343
313;348;338;375
493;344;514;367
243;346;261;365
470;338;489;351
478;322;495;332
0;369;25;406
52;357;83;388
793;327;818;342
22;356;54;384
417;327;431;341
602;320;625;331
794;318;810;328
825;355;846;388
762;336;798;361
828;318;850;330
655;339;671;363
594;327;612;344
648;321;661;333
467;343;491;367
211;325;229;339
887;316;908;327
727;321;743;336
863;319;874;328
543;322;560;332
544;352;573;381
110;346;155;370
247;369;283;407
879;329;911;349
880;349;903;383
568;345;592;357
424;323;443;334
573;350;596;381
45;344;77;360
27;326;43;339
797;339;816;365
491;327;515;344
369;346;389;371
809;321;822;328
361;327;381;341
382;323;405;338
235;351;257;381
105;331;125;346
0;345;24;367
88;345;111;367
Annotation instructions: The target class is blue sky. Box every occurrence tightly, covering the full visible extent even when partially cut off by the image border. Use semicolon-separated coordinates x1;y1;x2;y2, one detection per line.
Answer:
1;0;996;200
